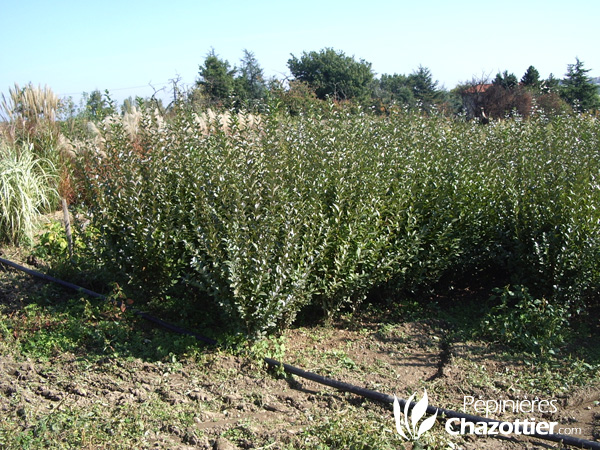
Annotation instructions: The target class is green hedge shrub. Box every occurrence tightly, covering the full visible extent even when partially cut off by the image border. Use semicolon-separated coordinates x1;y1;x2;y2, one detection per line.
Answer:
75;105;600;338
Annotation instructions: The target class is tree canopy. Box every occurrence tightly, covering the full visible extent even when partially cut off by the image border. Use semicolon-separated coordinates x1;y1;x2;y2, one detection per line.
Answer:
197;50;236;105
409;66;443;109
521;66;541;89
493;71;518;89
373;66;443;111
234;49;268;109
561;58;600;112
375;74;414;105
83;90;111;120
287;48;374;101
109;48;600;118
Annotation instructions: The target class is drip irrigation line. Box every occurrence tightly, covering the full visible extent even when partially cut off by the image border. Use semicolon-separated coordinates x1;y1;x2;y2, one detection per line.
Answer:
264;358;600;449
0;257;217;345
2;256;599;450
0;257;103;299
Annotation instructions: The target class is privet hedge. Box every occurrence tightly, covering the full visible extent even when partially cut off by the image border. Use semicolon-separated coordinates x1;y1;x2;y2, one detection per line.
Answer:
76;104;600;337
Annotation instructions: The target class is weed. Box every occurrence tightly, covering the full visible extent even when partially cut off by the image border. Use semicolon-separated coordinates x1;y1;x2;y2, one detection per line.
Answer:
481;285;570;355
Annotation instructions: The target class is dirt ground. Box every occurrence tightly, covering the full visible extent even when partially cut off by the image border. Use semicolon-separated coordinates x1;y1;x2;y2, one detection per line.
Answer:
1;253;599;449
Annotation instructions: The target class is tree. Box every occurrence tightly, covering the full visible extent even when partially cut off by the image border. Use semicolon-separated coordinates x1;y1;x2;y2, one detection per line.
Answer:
561;58;600;112
234;49;268;109
493;71;518;89
270;79;324;116
484;84;532;118
521;66;541;89
457;74;532;121
83;90;111;121
373;67;443;112
542;73;561;93
535;91;571;116
197;50;236;106
408;66;443;110
375;74;414;105
121;96;136;114
287;48;374;101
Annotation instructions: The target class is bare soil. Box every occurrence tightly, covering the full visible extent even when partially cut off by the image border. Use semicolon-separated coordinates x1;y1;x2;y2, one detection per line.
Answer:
1;252;599;449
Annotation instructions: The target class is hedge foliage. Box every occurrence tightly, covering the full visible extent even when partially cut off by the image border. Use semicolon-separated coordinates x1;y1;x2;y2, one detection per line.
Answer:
76;104;600;337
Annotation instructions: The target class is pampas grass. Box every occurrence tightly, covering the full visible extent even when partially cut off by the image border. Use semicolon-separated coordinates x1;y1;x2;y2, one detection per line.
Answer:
1;83;78;200
1;82;62;163
0;82;59;124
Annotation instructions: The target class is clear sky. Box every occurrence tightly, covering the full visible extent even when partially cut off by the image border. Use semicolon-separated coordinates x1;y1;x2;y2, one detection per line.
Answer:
1;0;599;106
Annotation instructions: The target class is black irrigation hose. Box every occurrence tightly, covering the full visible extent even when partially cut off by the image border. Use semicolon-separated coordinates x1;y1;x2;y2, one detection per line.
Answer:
264;358;600;449
0;257;218;346
2;256;599;450
0;257;104;299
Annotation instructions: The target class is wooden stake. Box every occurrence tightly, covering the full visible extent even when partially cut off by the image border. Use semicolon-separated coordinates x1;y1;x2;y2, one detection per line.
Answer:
61;198;73;258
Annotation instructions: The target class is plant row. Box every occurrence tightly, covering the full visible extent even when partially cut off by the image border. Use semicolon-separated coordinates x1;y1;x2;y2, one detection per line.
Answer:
74;105;600;337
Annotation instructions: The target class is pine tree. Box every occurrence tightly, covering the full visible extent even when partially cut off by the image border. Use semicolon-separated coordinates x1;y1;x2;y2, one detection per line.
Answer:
235;49;267;108
408;66;442;110
197;50;236;106
493;71;518;89
561;58;600;112
542;74;561;93
521;66;541;89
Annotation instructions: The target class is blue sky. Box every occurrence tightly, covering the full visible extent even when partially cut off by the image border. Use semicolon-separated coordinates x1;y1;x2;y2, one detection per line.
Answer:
2;0;599;106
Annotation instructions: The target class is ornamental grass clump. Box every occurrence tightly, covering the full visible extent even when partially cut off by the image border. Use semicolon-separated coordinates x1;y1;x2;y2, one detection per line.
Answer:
1;83;61;165
0;142;58;244
1;82;75;201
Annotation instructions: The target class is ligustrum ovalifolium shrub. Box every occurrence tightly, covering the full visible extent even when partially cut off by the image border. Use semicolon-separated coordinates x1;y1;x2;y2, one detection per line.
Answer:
75;102;600;338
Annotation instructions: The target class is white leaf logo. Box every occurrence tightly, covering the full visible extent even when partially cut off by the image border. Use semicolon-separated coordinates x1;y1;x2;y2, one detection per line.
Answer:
394;394;410;440
393;389;438;441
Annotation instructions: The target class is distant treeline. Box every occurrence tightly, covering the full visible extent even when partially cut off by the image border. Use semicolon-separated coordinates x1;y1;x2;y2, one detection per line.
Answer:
55;49;600;124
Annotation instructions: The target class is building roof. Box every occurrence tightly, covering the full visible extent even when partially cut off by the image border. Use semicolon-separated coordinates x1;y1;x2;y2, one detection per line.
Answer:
462;83;493;94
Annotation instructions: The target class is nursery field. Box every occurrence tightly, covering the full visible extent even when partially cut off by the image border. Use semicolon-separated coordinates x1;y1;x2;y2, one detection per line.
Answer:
2;102;600;448
66;106;600;340
0;254;599;450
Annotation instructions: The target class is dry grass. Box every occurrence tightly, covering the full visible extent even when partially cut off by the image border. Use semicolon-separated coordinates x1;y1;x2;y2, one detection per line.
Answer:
0;82;59;124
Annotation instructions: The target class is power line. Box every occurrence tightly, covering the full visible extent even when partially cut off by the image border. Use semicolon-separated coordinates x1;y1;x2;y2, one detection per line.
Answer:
58;81;173;97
